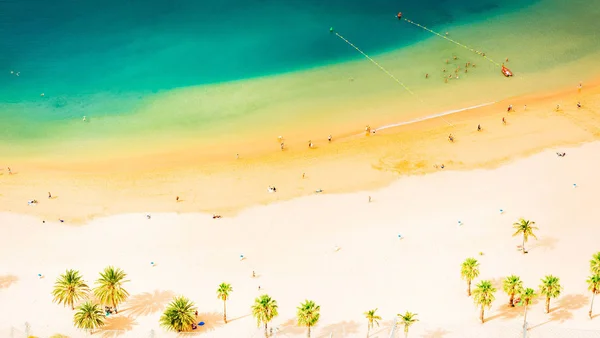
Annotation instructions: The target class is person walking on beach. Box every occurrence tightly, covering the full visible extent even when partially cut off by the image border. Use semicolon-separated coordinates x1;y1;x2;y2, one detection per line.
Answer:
507;104;513;112
328;134;332;142
176;196;180;202
477;124;481;131
577;101;582;108
502;117;506;125
7;167;11;175
48;192;52;199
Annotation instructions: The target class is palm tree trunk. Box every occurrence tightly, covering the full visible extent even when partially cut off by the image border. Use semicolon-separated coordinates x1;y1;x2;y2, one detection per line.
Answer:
223;300;227;323
468;280;472;296
522;235;526;254
366;323;370;338
523;305;528;327
404;327;409;338
509;293;515;307
590;292;596;319
114;300;118;314
264;323;268;338
307;324;311;338
480;306;485;323
545;297;550;313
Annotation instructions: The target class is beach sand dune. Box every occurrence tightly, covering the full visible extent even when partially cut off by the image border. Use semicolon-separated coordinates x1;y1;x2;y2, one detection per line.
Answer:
1;142;599;337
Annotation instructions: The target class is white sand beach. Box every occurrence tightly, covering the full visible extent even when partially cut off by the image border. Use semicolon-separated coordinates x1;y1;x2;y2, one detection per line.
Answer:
1;142;599;337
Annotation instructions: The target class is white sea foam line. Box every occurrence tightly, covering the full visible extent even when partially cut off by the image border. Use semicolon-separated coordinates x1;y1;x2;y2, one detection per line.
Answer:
375;101;497;132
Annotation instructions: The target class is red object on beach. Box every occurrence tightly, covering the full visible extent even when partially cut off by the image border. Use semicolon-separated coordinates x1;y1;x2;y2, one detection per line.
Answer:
501;65;513;77
397;12;402;19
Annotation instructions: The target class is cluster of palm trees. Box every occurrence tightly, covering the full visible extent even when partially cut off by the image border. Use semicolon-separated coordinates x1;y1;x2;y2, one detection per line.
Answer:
158;284;419;338
50;218;599;336
364;308;418;338
461;218;600;325
51;266;129;334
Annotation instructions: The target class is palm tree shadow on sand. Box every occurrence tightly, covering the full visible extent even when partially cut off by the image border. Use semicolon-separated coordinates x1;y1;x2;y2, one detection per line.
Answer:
100;315;137;337
279;318;305;335
0;275;18;289
368;320;394;337
122;290;175;317
486;296;541;323
316;321;360;338
530;236;559;251
528;294;588;329
421;328;450;338
194;312;225;333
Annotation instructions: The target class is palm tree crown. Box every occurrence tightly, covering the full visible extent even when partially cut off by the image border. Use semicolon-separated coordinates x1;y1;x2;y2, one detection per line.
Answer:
217;283;233;323
539;275;562;313
461;258;480;296
503;275;523;307
518;287;537;326
591;252;600;275
297;300;320;338
52;269;90;310
159;296;197;332
472;280;497;323
364;308;381;337
93;266;129;313
73;301;105;334
252;294;279;337
397;311;418;337
512;219;538;253
519;288;537;306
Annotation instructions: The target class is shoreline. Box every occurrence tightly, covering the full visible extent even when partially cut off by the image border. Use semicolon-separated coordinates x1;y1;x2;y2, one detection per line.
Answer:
1;77;599;223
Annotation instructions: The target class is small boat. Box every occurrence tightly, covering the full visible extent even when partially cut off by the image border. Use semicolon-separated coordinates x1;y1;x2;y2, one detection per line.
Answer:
501;65;513;77
397;12;402;20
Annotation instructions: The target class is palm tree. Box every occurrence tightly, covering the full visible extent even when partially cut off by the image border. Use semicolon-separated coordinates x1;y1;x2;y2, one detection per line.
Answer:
503;275;523;307
397;311;418;338
591;252;600;275
252;294;279;338
52;269;90;310
93;266;129;314
297;300;320;337
73;301;105;334
472;280;496;323
364;308;381;337
519;287;537;327
217;283;233;323
587;274;600;319
539;275;562;313
512;218;538;253
159;296;197;332
461;258;480;296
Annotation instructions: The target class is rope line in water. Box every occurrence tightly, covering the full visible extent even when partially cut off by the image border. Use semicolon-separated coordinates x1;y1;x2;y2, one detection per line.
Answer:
402;18;502;68
333;32;419;99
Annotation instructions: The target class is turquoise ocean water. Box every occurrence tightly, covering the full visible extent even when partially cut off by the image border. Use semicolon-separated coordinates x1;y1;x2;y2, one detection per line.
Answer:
6;0;593;157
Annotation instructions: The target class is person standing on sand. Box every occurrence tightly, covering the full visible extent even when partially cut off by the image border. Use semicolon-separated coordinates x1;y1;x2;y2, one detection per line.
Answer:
7;167;11;175
176;196;180;202
48;192;52;199
577;102;582;108
328;135;332;142
502;117;506;125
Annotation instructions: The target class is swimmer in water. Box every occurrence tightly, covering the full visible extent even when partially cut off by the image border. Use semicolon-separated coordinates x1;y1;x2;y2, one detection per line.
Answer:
82;116;87;122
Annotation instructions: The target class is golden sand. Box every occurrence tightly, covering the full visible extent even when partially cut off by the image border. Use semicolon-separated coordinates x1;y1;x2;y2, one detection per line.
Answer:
1;78;599;223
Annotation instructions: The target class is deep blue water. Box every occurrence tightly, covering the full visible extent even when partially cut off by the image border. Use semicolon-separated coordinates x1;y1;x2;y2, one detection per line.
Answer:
0;0;537;102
